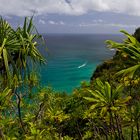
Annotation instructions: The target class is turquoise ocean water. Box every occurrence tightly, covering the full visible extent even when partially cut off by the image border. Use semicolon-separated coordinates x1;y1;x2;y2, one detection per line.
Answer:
39;34;122;93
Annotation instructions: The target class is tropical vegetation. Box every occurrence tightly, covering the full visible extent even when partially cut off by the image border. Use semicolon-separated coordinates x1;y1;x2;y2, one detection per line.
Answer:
0;17;140;140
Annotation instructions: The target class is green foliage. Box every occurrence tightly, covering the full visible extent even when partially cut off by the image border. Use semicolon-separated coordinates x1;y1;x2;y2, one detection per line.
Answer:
84;78;130;116
106;30;140;79
0;18;140;140
0;16;45;90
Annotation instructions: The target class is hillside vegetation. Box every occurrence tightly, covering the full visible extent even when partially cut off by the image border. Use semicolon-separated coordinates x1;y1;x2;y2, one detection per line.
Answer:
0;17;140;140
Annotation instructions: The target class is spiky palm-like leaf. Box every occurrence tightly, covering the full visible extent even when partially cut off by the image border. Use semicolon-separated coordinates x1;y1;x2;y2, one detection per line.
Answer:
0;17;46;89
84;78;131;117
106;30;140;78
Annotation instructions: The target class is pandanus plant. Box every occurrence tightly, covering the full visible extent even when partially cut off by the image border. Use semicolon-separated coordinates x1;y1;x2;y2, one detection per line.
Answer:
106;30;140;140
0;16;45;90
0;17;46;135
106;30;140;79
84;78;131;139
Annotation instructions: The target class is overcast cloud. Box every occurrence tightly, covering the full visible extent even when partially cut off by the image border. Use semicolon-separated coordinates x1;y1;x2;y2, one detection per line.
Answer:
0;0;140;16
1;0;140;33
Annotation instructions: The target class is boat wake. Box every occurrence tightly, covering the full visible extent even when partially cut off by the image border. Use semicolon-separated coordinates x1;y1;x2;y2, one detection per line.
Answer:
78;62;87;68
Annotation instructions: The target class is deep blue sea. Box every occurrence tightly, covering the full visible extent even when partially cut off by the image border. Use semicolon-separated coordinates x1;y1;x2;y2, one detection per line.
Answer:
39;34;122;93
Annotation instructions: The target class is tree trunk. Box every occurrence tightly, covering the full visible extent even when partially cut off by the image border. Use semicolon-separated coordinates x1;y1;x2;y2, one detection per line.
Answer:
136;122;140;140
109;111;117;138
15;92;25;132
115;114;124;140
0;128;4;140
131;126;134;140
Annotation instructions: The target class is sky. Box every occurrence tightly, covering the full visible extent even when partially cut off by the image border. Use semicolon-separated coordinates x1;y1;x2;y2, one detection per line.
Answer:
1;0;140;34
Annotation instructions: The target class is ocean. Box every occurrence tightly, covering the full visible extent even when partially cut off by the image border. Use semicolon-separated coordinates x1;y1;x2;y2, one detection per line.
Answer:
39;34;122;93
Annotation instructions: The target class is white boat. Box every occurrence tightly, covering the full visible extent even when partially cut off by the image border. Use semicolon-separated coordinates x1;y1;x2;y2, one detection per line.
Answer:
78;62;87;68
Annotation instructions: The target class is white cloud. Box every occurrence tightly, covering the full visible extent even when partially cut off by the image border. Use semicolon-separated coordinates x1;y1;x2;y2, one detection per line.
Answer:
92;19;103;23
59;21;65;25
3;15;12;19
0;0;140;16
48;20;65;25
79;22;137;28
39;19;46;24
48;20;56;25
109;23;137;28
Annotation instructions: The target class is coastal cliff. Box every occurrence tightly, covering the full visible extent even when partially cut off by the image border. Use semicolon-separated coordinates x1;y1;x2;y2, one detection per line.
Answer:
91;28;140;82
90;50;130;82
